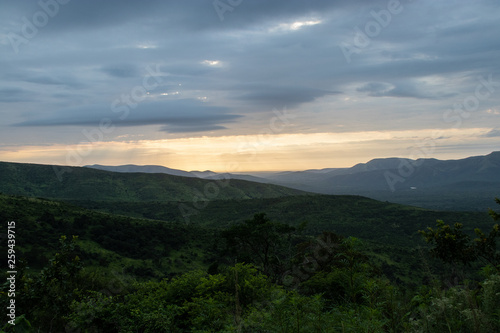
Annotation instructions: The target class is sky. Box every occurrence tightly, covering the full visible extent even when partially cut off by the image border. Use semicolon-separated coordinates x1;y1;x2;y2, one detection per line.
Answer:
1;0;499;172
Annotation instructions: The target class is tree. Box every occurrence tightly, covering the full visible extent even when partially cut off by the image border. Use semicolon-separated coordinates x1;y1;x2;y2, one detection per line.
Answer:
419;198;500;272
489;197;500;221
221;213;296;280
20;235;83;331
419;220;477;266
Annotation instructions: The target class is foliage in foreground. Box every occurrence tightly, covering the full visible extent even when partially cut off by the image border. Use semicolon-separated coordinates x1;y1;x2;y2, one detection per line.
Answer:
1;200;499;332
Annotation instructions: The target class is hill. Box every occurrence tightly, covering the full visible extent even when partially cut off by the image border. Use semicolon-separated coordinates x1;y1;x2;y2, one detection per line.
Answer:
0;193;215;278
69;194;493;249
0;161;307;202
2;191;495;288
1;190;497;331
261;151;500;211
85;164;273;184
85;164;196;178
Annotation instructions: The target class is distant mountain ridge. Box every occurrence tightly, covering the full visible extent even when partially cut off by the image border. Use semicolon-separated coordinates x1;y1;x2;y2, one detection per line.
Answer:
86;164;196;178
84;152;500;211
262;151;500;211
85;164;273;184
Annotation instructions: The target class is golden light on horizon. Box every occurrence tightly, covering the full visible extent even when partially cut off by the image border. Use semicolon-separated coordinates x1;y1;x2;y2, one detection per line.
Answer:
1;127;495;172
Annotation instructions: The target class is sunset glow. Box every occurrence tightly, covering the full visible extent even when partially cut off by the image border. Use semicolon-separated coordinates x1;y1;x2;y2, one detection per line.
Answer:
2;127;496;172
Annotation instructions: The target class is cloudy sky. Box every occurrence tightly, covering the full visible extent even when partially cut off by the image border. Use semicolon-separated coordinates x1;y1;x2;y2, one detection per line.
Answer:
1;0;499;172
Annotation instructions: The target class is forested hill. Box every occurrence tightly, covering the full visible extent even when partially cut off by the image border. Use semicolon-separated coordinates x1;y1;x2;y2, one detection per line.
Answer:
0;161;307;202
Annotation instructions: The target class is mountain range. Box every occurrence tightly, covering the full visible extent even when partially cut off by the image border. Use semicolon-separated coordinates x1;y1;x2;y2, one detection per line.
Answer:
85;151;500;211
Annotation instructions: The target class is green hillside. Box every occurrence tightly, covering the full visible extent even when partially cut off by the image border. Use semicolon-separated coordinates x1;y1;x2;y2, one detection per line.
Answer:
63;194;494;288
3;189;493;283
0;161;307;202
1;192;499;332
0;193;216;277
68;195;493;248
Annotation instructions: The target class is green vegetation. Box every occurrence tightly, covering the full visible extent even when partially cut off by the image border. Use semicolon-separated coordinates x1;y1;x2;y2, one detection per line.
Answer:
1;210;499;331
0;192;499;331
0;162;498;331
67;195;492;245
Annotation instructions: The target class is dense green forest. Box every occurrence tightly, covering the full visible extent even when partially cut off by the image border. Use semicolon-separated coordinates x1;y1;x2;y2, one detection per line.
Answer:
1;192;499;332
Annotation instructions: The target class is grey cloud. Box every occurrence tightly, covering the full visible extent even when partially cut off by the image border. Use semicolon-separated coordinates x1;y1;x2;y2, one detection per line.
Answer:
14;99;241;133
160;124;228;134
101;64;141;78
357;82;392;96
9;0;167;33
22;75;85;89
336;58;482;86
357;81;455;100
0;88;35;103
482;129;500;138
2;68;86;89
23;76;63;85
235;86;339;107
385;84;445;100
12;0;371;34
